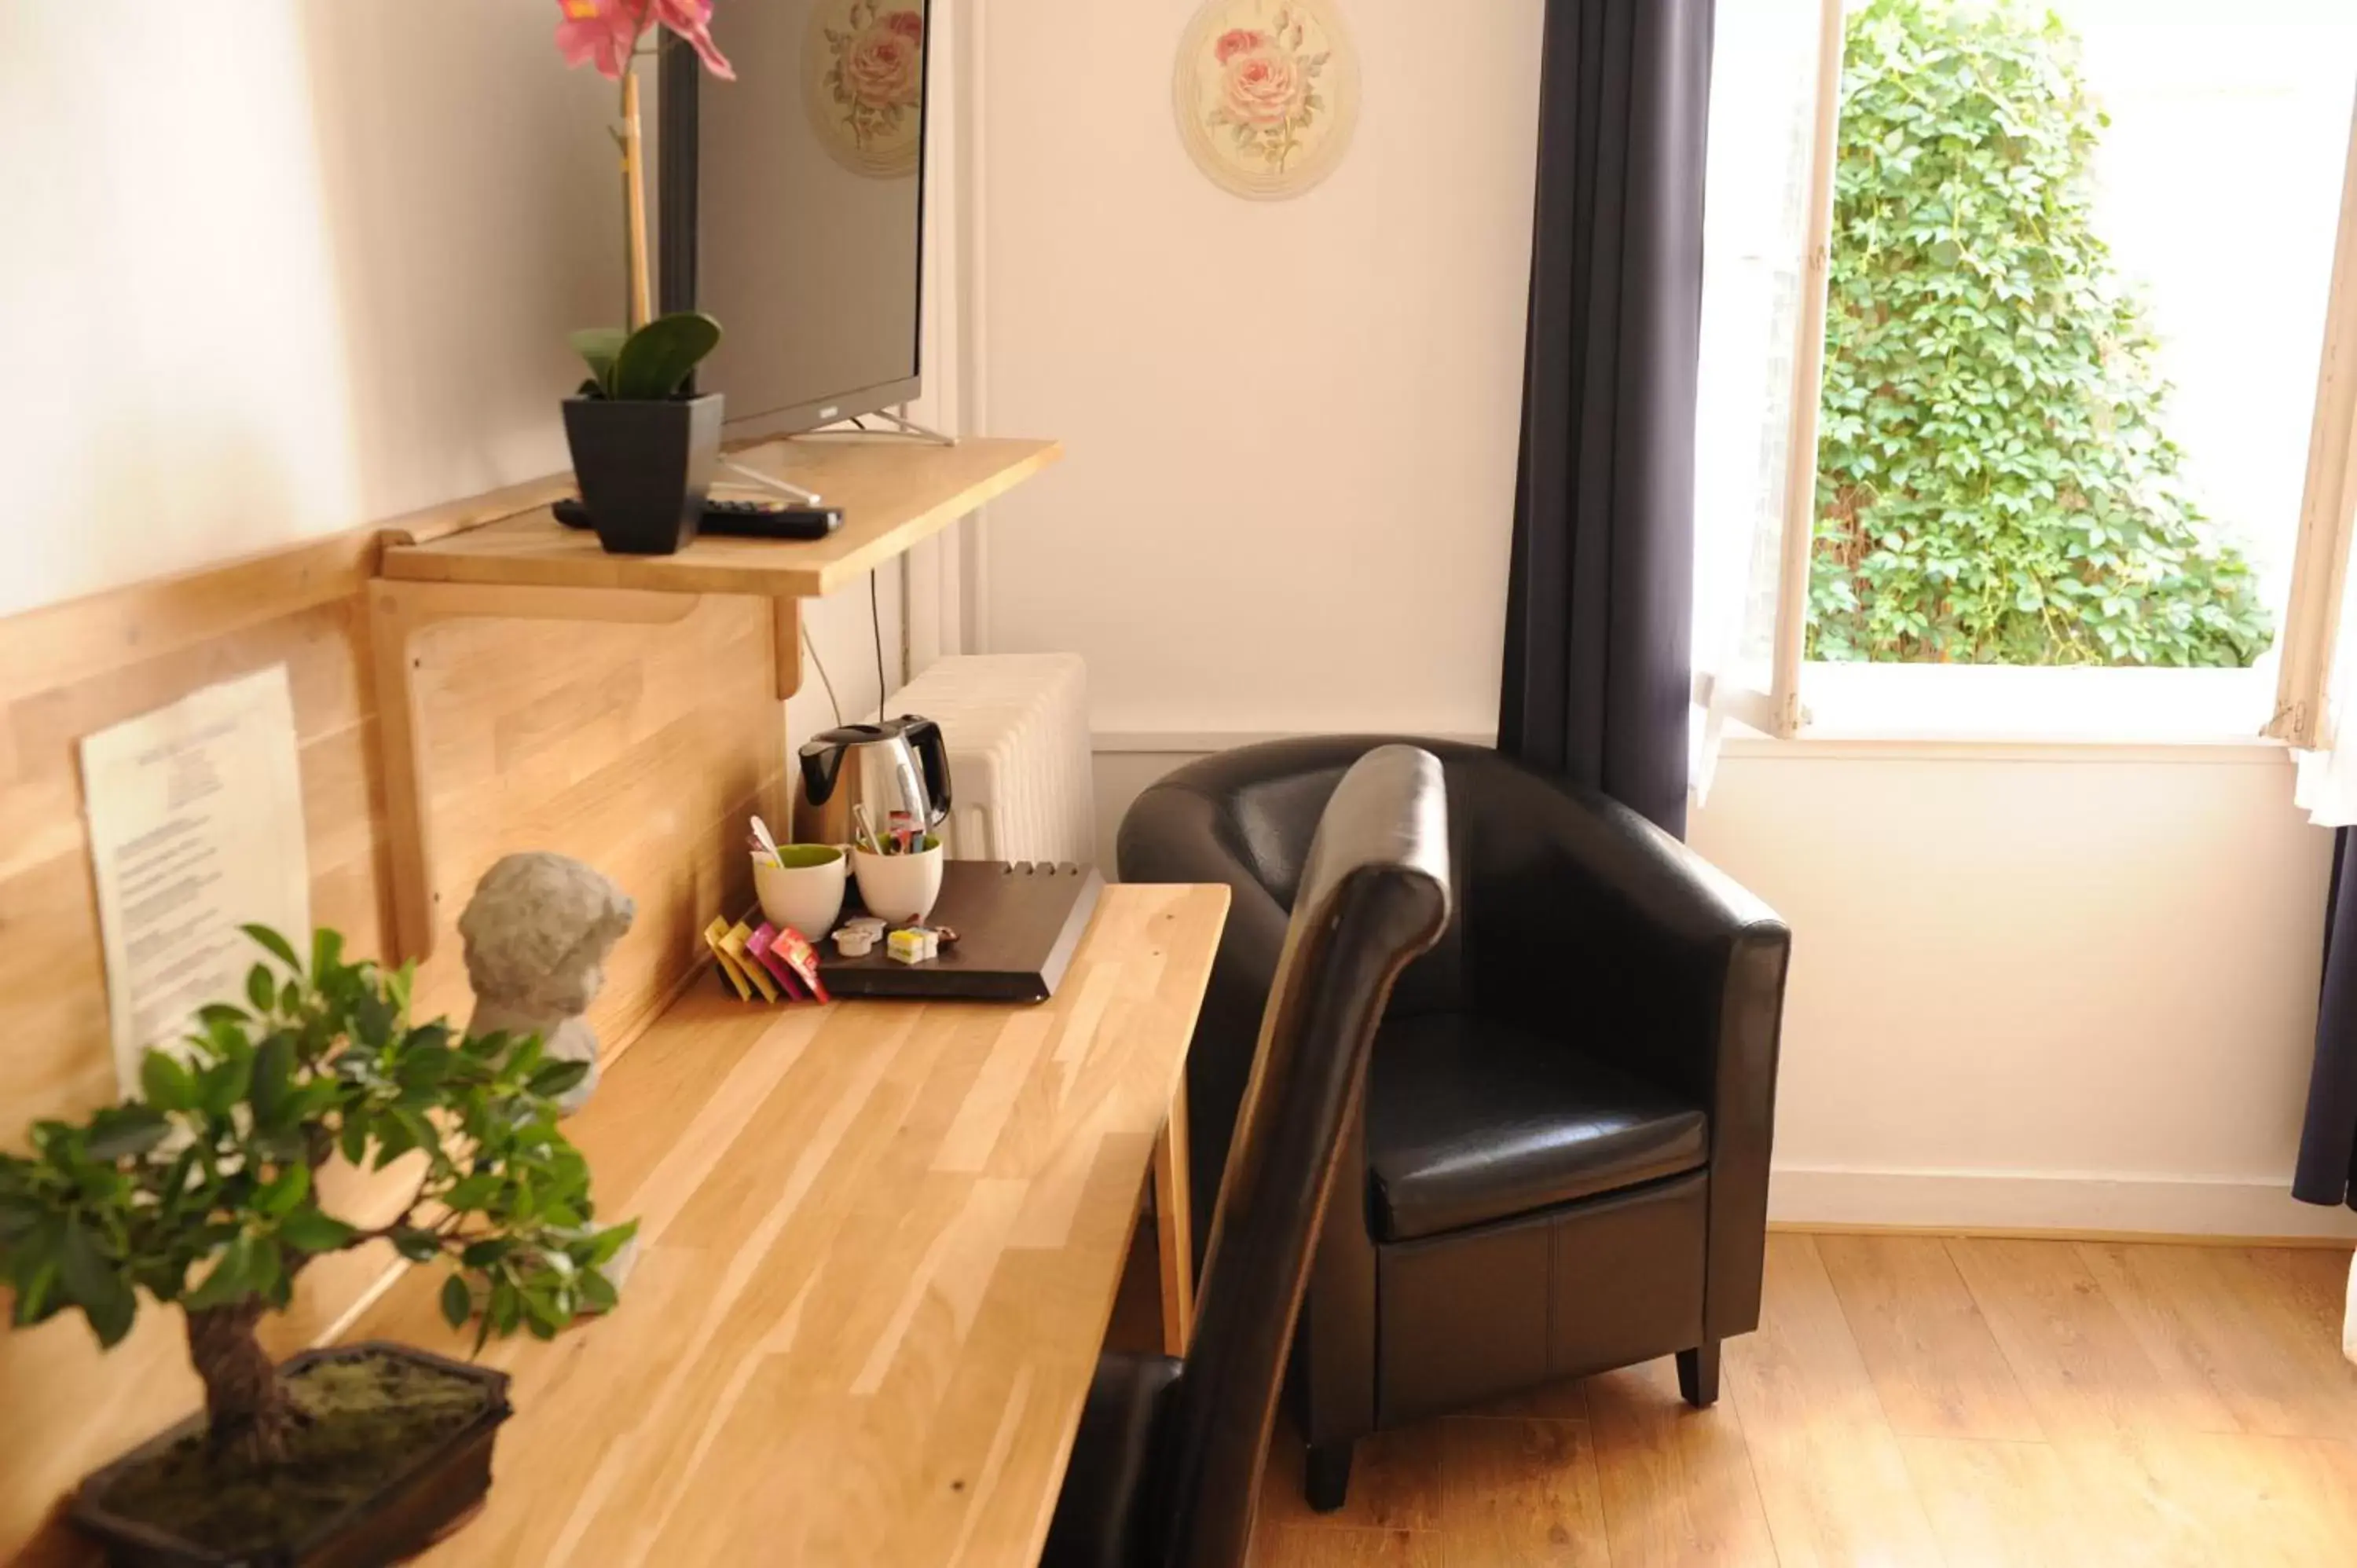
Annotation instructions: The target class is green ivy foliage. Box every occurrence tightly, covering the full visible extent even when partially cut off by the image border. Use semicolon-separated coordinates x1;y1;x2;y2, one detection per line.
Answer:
1809;0;2274;666
0;926;635;1354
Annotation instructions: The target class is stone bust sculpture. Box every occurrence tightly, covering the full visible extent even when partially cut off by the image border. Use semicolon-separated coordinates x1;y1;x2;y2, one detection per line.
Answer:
457;852;636;1116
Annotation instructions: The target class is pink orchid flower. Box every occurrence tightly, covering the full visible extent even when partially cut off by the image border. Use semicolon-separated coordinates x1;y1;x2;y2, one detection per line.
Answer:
650;0;735;79
554;0;734;82
555;0;643;80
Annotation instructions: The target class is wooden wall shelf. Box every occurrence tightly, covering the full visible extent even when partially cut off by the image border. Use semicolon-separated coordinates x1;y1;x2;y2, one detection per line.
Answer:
379;437;1061;599
368;434;1061;962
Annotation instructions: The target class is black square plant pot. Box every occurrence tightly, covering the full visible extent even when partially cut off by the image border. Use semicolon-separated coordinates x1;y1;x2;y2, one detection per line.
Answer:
562;391;724;555
71;1343;512;1568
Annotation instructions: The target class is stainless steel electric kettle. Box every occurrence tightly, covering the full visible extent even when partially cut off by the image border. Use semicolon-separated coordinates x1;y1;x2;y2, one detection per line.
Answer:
792;716;953;847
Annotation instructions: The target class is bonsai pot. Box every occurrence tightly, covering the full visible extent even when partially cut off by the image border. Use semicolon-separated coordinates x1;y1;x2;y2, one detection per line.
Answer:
562;390;724;556
71;1342;511;1568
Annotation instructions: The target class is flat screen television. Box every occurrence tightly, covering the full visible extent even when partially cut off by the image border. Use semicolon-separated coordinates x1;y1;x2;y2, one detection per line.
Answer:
658;1;932;441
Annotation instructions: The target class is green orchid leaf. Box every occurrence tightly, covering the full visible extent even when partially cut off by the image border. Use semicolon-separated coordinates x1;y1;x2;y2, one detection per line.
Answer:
570;327;629;398
608;312;723;401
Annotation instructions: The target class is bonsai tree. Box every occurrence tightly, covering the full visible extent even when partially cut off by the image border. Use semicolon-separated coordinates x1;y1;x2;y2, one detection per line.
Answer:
0;926;635;1465
1811;0;2275;666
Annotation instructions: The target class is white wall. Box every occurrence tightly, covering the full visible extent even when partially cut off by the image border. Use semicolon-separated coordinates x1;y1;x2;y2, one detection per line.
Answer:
1695;744;2349;1237
0;4;618;613
969;0;1545;737
0;1;914;751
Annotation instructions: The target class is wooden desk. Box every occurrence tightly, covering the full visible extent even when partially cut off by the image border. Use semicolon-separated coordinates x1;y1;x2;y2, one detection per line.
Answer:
351;881;1226;1567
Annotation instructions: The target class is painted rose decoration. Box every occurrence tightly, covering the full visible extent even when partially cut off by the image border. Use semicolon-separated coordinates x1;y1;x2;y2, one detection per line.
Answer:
804;0;925;178
1176;0;1359;200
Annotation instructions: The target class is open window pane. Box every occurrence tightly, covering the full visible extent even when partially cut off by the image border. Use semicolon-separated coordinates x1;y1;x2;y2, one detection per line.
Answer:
1805;0;2357;699
1693;0;1835;760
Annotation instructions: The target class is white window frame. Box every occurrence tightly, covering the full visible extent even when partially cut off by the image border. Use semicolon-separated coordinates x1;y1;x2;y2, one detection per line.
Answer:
1741;5;2357;746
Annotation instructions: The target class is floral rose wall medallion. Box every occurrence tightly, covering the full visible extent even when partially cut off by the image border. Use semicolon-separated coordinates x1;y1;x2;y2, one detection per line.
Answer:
806;0;926;179
1175;0;1361;200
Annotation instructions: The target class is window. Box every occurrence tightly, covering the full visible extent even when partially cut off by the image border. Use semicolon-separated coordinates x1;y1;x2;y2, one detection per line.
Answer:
1698;0;2357;745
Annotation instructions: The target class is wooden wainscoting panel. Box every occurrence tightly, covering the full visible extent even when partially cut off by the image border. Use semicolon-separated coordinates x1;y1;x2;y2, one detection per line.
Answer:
396;593;783;1031
0;595;384;1129
0;534;784;1559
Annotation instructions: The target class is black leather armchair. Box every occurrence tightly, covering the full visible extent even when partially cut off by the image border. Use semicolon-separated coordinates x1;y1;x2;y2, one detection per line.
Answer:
1118;738;1791;1510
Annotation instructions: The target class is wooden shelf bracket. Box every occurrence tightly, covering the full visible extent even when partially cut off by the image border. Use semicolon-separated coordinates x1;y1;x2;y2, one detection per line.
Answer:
367;580;805;964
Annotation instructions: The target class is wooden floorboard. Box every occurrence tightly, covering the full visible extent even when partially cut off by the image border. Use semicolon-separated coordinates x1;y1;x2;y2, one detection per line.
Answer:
1252;1235;2357;1566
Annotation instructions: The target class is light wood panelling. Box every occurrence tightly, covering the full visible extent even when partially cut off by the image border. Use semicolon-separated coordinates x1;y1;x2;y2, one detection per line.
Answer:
313;883;1226;1568
1257;1236;2357;1568
0;524;784;1559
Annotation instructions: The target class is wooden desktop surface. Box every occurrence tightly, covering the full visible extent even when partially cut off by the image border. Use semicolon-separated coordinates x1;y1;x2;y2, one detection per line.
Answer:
354;881;1226;1568
378;437;1062;599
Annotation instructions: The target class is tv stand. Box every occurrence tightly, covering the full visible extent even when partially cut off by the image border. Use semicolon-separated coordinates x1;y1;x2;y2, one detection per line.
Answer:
794;408;957;446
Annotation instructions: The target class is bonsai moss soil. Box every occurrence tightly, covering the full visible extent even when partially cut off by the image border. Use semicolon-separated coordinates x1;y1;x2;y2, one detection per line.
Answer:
91;1350;497;1558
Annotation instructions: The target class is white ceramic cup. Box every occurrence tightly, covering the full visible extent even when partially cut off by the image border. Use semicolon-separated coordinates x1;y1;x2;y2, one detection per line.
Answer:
852;837;944;925
753;844;847;938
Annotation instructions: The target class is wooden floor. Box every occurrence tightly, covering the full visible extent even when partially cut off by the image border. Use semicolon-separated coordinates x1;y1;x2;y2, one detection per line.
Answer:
1244;1233;2357;1567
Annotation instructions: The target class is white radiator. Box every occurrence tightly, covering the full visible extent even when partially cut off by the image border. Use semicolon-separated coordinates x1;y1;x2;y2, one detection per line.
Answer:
891;654;1096;866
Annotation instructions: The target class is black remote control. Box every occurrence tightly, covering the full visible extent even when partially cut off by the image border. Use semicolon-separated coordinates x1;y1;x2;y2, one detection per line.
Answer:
701;498;845;539
553;496;843;541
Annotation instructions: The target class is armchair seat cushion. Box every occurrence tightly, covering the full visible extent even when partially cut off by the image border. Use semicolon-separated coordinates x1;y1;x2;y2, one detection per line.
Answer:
1366;1014;1710;1242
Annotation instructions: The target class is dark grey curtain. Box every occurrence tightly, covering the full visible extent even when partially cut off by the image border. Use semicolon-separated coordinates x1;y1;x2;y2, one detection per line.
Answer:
2296;829;2357;1208
1498;0;1714;839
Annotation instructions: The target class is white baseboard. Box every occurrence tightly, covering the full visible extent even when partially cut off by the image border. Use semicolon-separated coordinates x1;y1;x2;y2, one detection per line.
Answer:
1770;1167;2357;1241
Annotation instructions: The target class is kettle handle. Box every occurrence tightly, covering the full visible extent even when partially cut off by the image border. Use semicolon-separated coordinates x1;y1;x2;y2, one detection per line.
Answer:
900;716;954;826
798;738;846;806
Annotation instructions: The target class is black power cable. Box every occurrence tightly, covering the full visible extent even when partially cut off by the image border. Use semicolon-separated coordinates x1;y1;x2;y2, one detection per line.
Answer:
870;571;888;718
852;414;890;716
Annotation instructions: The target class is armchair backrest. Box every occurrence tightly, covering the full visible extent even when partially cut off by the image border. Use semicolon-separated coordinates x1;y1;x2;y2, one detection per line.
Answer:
1148;745;1453;1568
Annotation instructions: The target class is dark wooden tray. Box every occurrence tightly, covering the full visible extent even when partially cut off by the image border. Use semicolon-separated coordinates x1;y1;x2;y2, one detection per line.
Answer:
823;862;1103;1003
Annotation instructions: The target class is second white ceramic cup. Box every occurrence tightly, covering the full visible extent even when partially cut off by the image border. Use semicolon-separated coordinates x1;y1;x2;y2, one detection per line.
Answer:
852;837;943;925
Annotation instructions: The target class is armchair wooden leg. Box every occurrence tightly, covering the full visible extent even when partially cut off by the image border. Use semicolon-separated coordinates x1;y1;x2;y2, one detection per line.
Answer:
1304;1441;1354;1514
1677;1339;1721;1409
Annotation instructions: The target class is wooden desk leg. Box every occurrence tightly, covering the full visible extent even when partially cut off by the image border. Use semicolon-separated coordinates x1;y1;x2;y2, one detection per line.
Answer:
1153;1083;1194;1357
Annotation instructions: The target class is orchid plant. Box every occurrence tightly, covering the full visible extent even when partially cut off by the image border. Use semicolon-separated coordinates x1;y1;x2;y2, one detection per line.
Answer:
555;0;734;83
554;0;736;333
